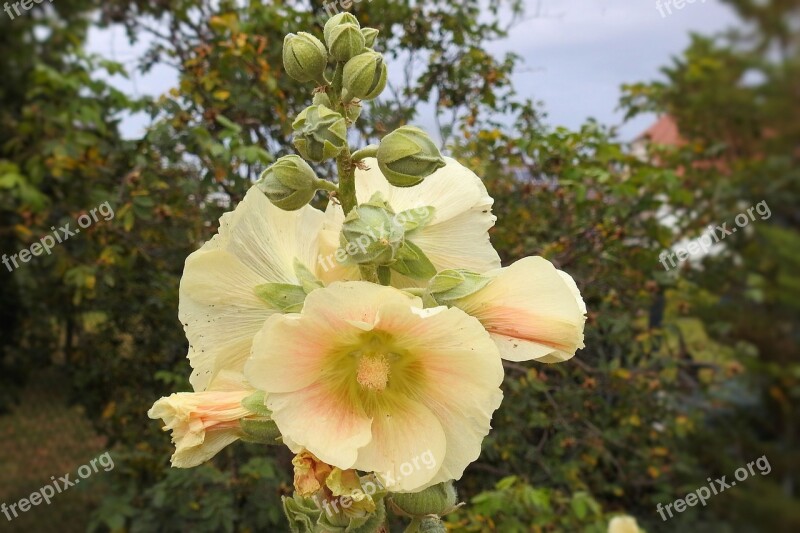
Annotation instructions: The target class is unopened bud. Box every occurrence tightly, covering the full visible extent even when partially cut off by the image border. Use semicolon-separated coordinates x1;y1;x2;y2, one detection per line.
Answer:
327;23;365;62
361;27;379;48
257;155;320;210
390;481;457;517
324;12;360;45
377;126;446;187
292;105;348;162
283;32;327;84
342;50;387;101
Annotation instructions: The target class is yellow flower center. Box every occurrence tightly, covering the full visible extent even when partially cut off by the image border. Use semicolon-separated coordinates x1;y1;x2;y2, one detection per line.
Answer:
356;353;390;392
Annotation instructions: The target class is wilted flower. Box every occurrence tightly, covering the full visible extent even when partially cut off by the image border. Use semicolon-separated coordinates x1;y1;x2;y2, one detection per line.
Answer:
179;187;326;391
147;371;253;467
244;282;504;492
439;256;587;362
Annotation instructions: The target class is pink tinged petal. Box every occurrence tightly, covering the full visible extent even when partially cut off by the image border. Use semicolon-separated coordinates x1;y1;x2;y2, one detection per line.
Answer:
384;306;504;489
266;385;373;470
455;256;587;362
368;302;504;490
353;398;446;492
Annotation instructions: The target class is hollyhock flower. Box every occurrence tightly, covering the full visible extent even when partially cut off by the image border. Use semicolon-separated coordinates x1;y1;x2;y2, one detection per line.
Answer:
607;515;643;533
446;256;586;363
147;371;253;468
317;157;500;285
180;186;325;391
244;282;504;492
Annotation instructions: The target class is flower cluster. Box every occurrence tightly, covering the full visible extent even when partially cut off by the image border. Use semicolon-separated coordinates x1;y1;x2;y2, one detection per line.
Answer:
148;12;586;533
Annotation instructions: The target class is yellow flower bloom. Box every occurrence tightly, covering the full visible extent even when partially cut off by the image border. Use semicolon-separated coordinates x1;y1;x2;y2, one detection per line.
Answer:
608;515;643;533
449;256;587;363
244;282;504;492
147;371;253;468
318;157;500;285
179;186;325;391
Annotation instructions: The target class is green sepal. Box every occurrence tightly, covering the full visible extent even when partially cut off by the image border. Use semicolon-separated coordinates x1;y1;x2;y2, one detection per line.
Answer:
255;283;307;312
240;418;282;444
391;241;436;280
241;391;271;417
428;269;492;303
294;258;324;293
282;494;321;533
377;265;391;286
396;206;435;232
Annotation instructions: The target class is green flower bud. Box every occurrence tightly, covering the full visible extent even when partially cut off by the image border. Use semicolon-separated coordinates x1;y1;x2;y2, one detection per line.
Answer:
292;105;348;162
312;91;333;108
324;12;360;45
327;23;365;62
341;195;404;265
256;155;319;210
361;27;379;48
428;269;492;303
377;126;446;187
342;51;387;101
283;32;327;84
420;517;447;533
390;481;457;517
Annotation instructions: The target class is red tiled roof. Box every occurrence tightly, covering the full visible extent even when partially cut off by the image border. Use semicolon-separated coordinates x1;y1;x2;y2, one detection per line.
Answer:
636;115;684;146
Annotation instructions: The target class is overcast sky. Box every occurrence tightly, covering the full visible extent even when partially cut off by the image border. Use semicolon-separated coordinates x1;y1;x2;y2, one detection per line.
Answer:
88;0;741;142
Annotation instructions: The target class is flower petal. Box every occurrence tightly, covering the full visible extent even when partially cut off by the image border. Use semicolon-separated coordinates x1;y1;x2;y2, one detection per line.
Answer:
180;187;325;391
453;256;587;362
266;385;373;469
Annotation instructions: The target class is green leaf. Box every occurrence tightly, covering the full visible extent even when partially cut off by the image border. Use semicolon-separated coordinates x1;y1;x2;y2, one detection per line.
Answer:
254;283;307;312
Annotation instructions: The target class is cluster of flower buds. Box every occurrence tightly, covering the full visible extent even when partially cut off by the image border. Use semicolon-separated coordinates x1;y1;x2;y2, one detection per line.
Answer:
260;10;448;217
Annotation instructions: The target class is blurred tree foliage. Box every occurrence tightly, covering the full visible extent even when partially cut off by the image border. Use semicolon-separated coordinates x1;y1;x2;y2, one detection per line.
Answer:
0;0;797;531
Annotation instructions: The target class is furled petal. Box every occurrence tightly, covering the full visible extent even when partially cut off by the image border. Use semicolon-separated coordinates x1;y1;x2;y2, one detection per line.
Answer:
147;371;252;468
180;187;325;391
451;256;587;363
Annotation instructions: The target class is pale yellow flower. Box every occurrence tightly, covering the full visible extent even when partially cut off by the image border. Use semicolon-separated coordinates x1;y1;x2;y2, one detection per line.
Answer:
147;371;253;468
608;515;643;533
179;186;325;391
318;157;500;285
449;256;587;363
244;282;504;492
